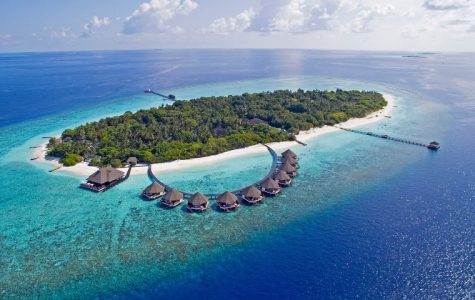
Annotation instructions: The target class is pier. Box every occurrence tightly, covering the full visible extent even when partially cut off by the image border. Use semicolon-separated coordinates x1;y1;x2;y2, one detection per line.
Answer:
144;89;176;100
147;143;281;200
335;126;440;150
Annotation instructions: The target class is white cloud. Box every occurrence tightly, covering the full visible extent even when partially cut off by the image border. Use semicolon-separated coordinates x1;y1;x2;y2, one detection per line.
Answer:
123;0;198;34
423;0;472;10
351;4;395;33
0;34;11;40
49;28;75;39
207;8;256;34
81;16;111;37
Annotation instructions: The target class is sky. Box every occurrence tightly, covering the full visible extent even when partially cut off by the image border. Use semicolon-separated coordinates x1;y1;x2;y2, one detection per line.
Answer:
1;0;475;52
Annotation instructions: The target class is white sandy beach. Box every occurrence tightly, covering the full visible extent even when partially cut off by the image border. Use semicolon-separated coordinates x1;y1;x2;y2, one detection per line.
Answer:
32;93;395;177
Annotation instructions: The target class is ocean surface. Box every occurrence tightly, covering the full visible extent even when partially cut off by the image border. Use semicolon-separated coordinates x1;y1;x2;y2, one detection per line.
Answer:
0;49;474;299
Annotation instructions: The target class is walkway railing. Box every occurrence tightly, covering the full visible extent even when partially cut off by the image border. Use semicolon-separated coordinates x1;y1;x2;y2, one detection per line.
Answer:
147;143;280;199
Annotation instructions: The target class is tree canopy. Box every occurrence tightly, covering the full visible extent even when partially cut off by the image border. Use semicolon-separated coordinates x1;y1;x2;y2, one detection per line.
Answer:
48;89;386;166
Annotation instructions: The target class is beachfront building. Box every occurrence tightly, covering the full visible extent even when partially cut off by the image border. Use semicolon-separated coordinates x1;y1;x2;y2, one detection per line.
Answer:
260;177;282;196
274;170;292;187
80;167;125;192
280;161;298;177
240;186;265;204
160;189;184;208
282;149;297;159
187;192;209;212
142;182;165;200
217;191;240;211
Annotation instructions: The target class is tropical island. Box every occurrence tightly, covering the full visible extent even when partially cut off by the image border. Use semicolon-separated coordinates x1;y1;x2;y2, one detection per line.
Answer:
47;89;387;167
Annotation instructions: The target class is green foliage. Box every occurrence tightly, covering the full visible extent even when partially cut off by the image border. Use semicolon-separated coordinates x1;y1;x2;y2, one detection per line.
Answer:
59;154;83;166
110;159;123;168
50;89;386;164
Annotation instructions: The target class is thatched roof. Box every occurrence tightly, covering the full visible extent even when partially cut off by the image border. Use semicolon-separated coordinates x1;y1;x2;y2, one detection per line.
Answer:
281;162;297;173
143;182;165;195
282;149;297;158
282;155;297;164
163;189;184;201
87;167;124;185
217;191;238;205
189;192;209;206
274;170;291;181
260;177;280;189
241;186;262;198
127;157;138;165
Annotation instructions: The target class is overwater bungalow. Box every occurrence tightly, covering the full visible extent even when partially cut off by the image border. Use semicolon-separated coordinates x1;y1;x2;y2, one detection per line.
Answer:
273;170;292;187
160;189;184;208
80;167;125;192
260;177;282;196
280;161;298;177
240;186;264;204
187;192;209;212
142;182;165;200
217;191;240;211
282;149;297;159
282;155;300;168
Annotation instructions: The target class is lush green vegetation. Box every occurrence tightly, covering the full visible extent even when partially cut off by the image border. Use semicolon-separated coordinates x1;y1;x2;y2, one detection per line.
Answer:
48;89;386;166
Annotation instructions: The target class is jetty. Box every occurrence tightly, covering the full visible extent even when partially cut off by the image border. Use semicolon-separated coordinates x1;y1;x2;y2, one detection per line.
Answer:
144;89;176;100
335;126;440;150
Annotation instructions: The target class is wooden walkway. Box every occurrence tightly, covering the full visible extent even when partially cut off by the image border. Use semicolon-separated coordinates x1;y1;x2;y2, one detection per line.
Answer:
147;144;280;199
144;90;175;100
335;126;436;149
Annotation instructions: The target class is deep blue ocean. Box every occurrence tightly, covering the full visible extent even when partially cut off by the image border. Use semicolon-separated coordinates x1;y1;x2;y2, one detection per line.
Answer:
0;50;474;299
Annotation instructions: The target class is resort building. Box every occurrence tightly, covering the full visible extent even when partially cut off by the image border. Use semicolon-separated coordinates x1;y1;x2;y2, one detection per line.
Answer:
216;191;240;211
282;149;297;159
187;192;209;212
260;177;282;196
80;167;125;192
240;186;265;204
282;155;300;168
280;161;298;177
142;182;165;200
161;189;184;208
274;170;292;187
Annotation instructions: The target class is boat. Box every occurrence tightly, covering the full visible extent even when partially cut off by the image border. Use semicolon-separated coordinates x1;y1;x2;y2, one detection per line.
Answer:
216;192;240;211
260;177;281;196
382;134;389;139
160;189;184;208
187;192;209;212
240;186;265;204
427;141;440;150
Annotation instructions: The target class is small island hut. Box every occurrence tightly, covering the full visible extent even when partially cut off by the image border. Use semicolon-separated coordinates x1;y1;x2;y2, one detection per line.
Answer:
282;155;300;168
282;149;297;159
260;177;281;196
217;191;240;211
161;189;184;208
127;157;138;166
240;186;264;204
187;192;209;212
280;161;298;177
142;182;165;200
273;170;292;187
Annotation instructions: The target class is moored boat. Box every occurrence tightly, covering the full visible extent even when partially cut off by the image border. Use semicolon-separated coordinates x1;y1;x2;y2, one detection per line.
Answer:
427;141;440;150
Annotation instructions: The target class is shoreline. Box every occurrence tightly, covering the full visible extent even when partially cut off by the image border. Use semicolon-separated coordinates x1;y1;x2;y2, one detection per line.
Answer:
32;93;395;178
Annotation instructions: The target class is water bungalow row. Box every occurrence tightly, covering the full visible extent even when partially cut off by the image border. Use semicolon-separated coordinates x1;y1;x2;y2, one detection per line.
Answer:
139;148;300;213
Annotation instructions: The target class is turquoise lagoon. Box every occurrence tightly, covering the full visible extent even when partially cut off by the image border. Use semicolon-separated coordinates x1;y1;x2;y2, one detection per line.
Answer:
0;75;446;298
